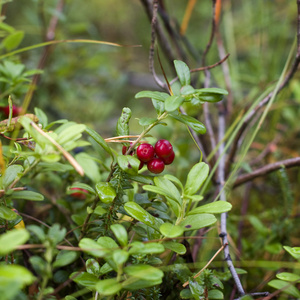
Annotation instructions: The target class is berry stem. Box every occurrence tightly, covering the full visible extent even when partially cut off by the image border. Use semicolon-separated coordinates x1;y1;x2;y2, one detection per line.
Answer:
125;111;169;155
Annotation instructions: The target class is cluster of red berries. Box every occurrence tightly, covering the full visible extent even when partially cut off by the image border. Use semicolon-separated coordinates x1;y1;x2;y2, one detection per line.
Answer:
123;139;175;174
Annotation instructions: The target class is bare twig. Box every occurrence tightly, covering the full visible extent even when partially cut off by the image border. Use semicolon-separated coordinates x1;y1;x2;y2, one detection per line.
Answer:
233;157;300;188
218;103;245;296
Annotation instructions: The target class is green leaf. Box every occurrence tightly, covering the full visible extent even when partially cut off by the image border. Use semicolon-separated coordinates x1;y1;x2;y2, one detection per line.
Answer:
0;264;35;296
79;238;109;258
100;263;114;275
152;98;165;115
276;272;300;282
48;224;66;244
70;271;98;289
97;236;119;250
188;201;232;215
160;223;184;238
196;87;228;95
197;93;224;103
128;241;165;255
95;182;116;204
163;241;186;255
0;206;17;220
110;224;128;247
180;214;217;231
93;206;107;216
53;251;79;268
283;246;300;260
3;165;24;189
117;155;140;175
113;249;129;266
95;278;122;296
139;117;157;126
85;127;113;157
164;174;184;191
34;107;48;128
116;107;131;137
174;60;191;86
124;202;163;231
75;152;101;182
180;85;195;95
184;162;209;196
170;113;206;134
86;259;101;276
0;229;30;255
208;289;224;299
268;279;300;298
56;124;86;145
124;264;164;281
165;95;185;112
11;190;44;201
3;31;24;51
180;289;193;299
135;91;170;101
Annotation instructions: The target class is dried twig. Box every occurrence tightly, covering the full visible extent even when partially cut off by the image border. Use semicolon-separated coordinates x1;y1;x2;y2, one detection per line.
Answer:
233;157;300;188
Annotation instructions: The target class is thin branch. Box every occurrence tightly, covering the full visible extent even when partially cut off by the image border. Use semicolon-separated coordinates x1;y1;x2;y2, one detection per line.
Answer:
234;292;270;300
233;157;300;188
218;104;245;296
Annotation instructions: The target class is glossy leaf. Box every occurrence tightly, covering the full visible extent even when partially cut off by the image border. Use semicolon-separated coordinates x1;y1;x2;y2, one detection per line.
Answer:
160;223;184;238
96;182;116;204
283;246;300;260
110;224;128;246
75;152;101;182
56;124;86;145
79;238;109;258
170;113;206;134
165;95;185;112
3;31;24;51
3;165;23;189
117;155;140;175
188;201;232;215
85;127;113;157
180;85;195;95
113;249;129;266
164;174;184;191
196;87;228;95
208;289;224;299
128;241;165;255
116;107;131;137
86;259;101;276
139;117;157;126
180;214;217;231
97;236;119;250
276;272;300;282
53;251;79;268
174;60;191;86
0;206;17;220
0;229;30;255
135;90;170;101
11;190;44;201
184;162;209;196
95;278;122;296
124;202;163;231
68;182;96;195
93;206;107;216
124;264;164;281
163;241;186;255
70;271;98;289
268;279;300;298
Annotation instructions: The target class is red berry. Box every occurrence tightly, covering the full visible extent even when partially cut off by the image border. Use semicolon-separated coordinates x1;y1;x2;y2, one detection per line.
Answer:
155;139;173;159
162;150;175;165
136;143;155;162
1;105;21;117
122;144;134;155
139;161;144;170
70;187;88;200
147;158;165;174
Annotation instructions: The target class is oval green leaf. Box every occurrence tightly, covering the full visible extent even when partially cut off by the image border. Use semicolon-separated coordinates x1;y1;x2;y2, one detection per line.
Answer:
0;229;30;255
79;238;109;258
180;214;217;231
124;202;162;231
0;206;17;220
135;91;170;101
11;190;44;201
95;278;122;296
110;224;128;247
276;272;300;282
174;60;191;86
163;241;186;255
184;162;209;196
165;95;185;112
170;113;206;134
188;201;232;215
95;182;116;204
268;279;300;298
160;223;184;238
